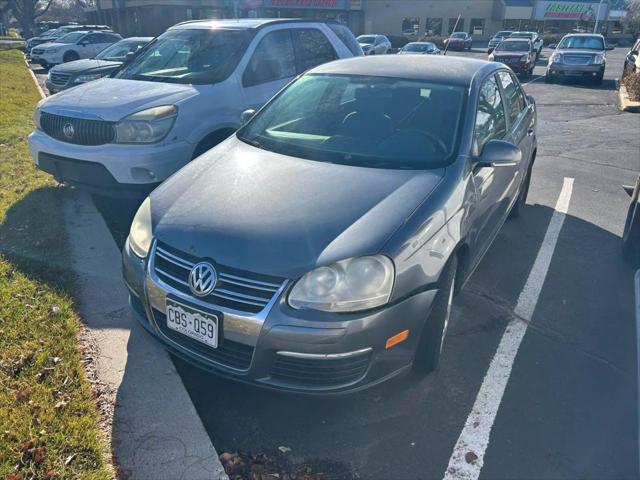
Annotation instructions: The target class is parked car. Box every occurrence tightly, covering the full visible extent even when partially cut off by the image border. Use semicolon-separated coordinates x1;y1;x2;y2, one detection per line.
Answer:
357;34;391;55
27;25;110;53
31;30;122;67
546;33;613;85
489;38;536;78
398;42;440;55
444;32;472;51
122;55;537;394
623;176;640;265
623;38;640;75
509;31;543;57
45;37;152;93
488;30;513;54
29;19;362;197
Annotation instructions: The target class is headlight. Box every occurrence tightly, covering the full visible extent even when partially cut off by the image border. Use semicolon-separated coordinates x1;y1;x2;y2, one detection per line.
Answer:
550;53;562;64
75;73;104;83
592;54;605;65
520;54;530;62
128;197;152;258
288;256;395;312
46;48;58;53
33;98;46;130
114;105;177;144
488;54;495;61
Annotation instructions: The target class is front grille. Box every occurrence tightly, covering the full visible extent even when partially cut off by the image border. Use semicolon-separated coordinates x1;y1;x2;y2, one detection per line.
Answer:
563;54;592;65
271;351;372;388
153;309;254;370
495;56;518;64
153;241;286;315
49;72;71;87
32;48;44;55
40;112;115;146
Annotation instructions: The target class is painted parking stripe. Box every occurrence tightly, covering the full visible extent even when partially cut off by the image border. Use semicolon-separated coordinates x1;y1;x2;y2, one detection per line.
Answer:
443;177;574;480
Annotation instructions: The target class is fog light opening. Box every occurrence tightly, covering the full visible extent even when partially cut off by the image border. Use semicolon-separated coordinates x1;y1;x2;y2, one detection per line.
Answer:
386;330;410;349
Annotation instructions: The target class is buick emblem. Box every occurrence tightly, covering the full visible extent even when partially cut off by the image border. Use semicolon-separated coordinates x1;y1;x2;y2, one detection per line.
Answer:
62;123;75;138
188;262;217;297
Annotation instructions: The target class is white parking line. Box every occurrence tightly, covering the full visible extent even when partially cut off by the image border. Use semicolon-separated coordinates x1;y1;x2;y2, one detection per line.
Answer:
443;177;574;480
523;74;545;85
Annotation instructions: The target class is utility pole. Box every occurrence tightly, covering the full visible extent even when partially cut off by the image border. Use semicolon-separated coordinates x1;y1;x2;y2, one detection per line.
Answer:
593;0;608;34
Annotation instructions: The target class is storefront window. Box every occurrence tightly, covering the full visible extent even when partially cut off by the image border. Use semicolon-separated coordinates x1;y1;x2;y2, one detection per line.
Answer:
426;18;442;36
449;17;464;34
402;17;420;35
470;18;485;36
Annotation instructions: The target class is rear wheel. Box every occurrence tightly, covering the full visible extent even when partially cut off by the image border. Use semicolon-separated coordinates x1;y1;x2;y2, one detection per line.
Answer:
413;257;457;374
63;51;80;63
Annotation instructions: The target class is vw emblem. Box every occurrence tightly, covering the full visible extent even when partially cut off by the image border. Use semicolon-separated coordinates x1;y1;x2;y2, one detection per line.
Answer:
188;262;217;297
62;123;75;138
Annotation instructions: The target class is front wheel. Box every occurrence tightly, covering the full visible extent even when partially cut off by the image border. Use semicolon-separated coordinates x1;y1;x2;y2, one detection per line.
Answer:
413;257;457;374
545;72;554;84
509;161;533;219
593;72;604;85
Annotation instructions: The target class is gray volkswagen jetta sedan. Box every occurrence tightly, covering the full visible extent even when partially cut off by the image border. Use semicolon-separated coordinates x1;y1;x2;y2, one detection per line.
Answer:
122;55;537;394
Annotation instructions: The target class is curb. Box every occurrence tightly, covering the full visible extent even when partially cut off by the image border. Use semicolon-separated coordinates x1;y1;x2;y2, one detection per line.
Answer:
24;55;46;100
619;85;640;112
63;190;228;480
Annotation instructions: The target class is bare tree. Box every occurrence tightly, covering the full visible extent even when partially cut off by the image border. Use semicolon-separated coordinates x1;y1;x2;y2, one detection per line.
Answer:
624;0;640;37
8;0;55;37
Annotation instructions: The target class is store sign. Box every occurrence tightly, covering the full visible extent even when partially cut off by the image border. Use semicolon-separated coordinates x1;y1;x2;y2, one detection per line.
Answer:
263;0;348;9
534;1;608;21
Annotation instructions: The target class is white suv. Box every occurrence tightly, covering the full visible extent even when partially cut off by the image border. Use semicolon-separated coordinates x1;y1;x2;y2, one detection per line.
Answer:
31;31;122;67
29;19;362;197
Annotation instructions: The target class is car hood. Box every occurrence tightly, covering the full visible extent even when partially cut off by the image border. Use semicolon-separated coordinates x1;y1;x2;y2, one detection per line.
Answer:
50;58;121;75
36;41;67;49
40;78;200;121
556;48;601;55
150;137;444;279
494;50;529;56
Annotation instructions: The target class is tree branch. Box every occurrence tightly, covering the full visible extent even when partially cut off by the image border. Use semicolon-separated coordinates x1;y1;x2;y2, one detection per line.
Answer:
35;0;54;18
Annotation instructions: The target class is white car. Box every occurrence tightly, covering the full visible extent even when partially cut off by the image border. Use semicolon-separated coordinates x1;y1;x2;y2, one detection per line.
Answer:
509;31;543;57
357;34;392;55
30;30;122;67
29;19;362;197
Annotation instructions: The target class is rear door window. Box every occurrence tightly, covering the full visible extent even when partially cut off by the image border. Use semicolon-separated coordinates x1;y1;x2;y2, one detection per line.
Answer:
243;30;296;87
291;29;336;74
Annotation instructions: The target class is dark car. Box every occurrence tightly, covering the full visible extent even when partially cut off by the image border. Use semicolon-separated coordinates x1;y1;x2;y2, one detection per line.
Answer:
489;38;536;78
45;37;152;93
445;32;472;51
488;30;513;54
122;55;537;394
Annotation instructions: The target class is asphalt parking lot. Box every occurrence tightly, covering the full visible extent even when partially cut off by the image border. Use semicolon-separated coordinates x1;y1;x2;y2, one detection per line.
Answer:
33;47;640;479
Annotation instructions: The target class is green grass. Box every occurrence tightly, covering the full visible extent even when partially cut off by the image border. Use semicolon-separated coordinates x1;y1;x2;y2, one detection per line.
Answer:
0;50;110;480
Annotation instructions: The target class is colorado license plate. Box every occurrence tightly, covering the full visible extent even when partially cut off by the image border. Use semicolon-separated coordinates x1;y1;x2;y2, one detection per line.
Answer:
166;299;219;348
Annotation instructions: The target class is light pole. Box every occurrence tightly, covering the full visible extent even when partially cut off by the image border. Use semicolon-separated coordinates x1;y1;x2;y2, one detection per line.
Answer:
593;0;608;34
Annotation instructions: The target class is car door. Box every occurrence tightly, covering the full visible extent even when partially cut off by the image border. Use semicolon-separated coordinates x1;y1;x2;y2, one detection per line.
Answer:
241;28;297;112
497;70;534;193
469;73;518;262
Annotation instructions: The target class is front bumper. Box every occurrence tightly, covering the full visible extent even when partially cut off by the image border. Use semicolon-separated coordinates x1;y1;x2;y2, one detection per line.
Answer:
28;129;195;196
44;79;63;93
547;63;605;78
122;239;438;394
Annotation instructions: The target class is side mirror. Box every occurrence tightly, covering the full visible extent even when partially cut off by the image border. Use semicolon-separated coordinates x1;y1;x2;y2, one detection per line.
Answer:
548;43;557;49
124;51;136;63
240;109;256;126
476;139;522;168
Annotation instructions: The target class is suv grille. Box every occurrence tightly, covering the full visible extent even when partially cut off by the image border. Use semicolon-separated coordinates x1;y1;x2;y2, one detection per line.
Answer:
271;351;372;388
153;309;254;370
153;241;286;315
49;72;71;87
32;48;44;55
40;112;115;146
563;54;592;65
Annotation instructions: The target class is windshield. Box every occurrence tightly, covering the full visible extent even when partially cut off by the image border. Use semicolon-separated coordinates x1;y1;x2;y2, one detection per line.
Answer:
494;31;512;38
510;33;533;39
115;28;251;84
403;43;434;52
40;29;57;38
451;33;466;38
357;36;376;44
238;74;465;170
96;39;148;61
496;41;530;52
56;32;85;44
558;36;604;50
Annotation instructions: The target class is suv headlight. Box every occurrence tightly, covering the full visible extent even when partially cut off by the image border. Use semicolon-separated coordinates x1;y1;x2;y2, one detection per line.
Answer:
550;53;562;64
33;98;46;130
46;47;58;53
592;53;605;65
114;105;177;144
520;54;530;62
128;197;152;258
75;73;104;83
288;256;395;312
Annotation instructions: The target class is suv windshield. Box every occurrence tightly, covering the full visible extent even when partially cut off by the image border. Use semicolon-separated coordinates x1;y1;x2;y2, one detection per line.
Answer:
494;31;511;38
96;39;147;61
496;41;530;52
558;36;604;50
238;74;465;170
115;28;252;84
56;32;85;44
451;33;466;38
404;43;434;52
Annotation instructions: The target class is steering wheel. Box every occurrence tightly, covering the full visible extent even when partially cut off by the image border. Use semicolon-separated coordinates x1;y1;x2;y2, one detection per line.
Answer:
412;130;448;156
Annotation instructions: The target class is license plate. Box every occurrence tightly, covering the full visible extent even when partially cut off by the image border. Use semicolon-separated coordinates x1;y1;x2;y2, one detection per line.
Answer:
166;299;219;348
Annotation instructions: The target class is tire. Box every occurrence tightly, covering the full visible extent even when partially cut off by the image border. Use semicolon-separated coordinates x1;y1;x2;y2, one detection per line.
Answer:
594;72;604;86
509;160;533;219
545;72;554;84
623;183;640;265
413;256;457;374
191;129;236;159
63;51;80;63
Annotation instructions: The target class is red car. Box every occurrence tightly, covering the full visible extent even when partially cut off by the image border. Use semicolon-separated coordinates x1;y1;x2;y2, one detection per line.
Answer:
444;32;472;51
489;38;536;78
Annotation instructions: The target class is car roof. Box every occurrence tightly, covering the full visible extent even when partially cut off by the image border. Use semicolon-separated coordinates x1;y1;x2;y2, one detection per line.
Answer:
308;55;494;86
171;18;334;30
121;36;153;41
562;33;604;37
502;37;531;42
